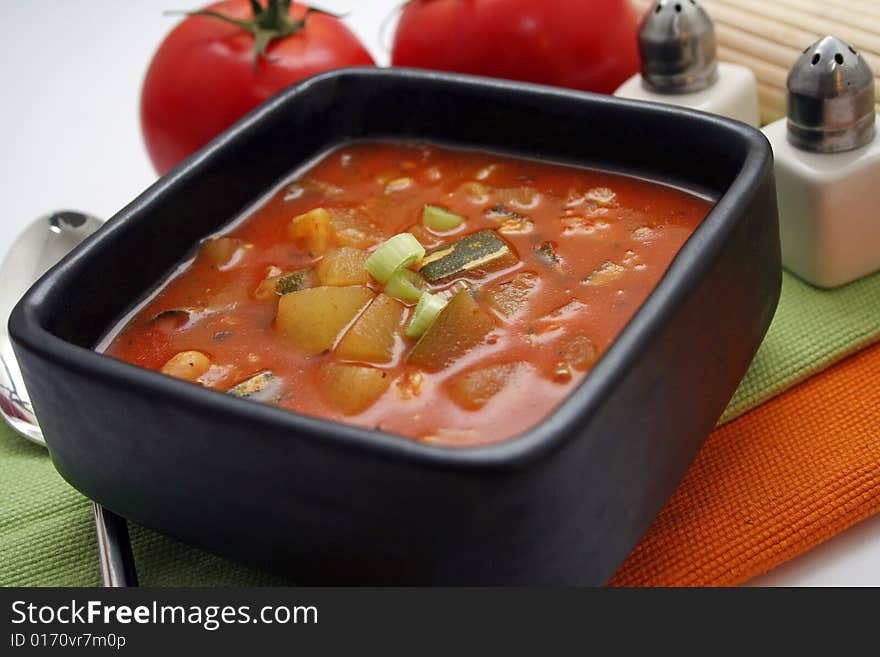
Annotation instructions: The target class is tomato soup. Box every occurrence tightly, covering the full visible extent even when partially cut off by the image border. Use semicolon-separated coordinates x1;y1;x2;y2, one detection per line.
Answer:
103;142;711;445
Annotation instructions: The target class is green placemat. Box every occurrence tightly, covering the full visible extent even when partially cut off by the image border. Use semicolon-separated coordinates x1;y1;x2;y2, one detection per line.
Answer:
2;269;879;587
720;270;880;424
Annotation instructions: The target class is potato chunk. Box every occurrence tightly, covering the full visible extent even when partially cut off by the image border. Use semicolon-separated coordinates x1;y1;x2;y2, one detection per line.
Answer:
559;335;597;370
584;261;625;286
200;237;243;268
289;207;332;256
315;247;370;286
275;286;374;355
449;362;530;410
336;294;406;363
408;290;495;371
161;350;211;382
328;207;383;249
317;362;391;415
486;272;539;319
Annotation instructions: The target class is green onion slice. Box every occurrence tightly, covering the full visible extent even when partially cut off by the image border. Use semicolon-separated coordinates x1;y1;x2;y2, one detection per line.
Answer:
422;205;465;232
365;233;426;284
405;292;448;338
385;269;428;304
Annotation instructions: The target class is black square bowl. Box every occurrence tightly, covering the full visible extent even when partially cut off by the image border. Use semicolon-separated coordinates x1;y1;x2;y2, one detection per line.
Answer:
9;68;780;585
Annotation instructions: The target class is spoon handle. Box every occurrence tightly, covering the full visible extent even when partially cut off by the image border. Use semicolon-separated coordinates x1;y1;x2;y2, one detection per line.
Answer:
93;503;139;587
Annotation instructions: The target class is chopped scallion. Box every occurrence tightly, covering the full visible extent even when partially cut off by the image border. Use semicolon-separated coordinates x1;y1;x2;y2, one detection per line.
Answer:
365;233;426;284
422;205;465;232
385;269;428;304
405;292;448;338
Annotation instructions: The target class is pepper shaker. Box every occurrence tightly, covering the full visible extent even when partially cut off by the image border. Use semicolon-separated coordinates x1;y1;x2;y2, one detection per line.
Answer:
762;36;880;288
614;0;759;127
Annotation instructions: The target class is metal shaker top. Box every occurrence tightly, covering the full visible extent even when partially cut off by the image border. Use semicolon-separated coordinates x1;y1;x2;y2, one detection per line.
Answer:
638;0;718;94
787;36;876;153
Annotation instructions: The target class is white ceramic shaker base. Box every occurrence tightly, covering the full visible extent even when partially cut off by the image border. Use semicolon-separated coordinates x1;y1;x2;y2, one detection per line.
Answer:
614;62;760;127
763;116;880;288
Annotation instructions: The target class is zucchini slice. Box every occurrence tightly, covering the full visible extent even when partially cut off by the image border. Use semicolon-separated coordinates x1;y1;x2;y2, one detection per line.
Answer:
418;230;518;283
226;371;281;402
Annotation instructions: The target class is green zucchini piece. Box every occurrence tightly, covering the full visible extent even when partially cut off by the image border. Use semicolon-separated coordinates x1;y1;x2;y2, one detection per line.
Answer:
534;242;563;273
408;290;495;371
226;371;281;402
422;205;465;232
418;230;518;283
276;269;313;295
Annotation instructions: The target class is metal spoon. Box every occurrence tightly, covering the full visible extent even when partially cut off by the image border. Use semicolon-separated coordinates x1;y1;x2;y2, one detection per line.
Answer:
0;211;138;587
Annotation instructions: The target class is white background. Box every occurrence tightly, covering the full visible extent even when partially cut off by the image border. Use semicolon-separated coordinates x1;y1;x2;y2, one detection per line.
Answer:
1;0;878;586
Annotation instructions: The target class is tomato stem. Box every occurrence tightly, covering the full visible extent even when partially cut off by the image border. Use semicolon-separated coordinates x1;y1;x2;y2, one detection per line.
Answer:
171;0;338;69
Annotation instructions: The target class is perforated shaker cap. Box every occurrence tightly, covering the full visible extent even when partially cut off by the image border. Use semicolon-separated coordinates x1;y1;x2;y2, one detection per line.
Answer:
787;36;876;153
638;0;718;93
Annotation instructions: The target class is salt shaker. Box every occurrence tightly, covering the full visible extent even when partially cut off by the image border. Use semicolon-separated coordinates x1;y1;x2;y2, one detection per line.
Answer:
614;0;759;127
762;36;880;288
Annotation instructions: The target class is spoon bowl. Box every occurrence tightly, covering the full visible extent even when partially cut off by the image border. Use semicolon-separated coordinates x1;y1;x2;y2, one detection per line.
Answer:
0;210;137;587
0;211;103;445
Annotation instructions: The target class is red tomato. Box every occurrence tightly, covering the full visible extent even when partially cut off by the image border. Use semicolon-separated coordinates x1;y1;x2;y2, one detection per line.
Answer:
391;0;640;95
141;1;375;174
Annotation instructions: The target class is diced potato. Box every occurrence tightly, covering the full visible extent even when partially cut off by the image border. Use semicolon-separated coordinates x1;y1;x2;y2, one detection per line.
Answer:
622;249;645;270
289;207;332;256
457;181;490;204
161;350;211;382
317;362;391;415
631;226;657;241
559;335;597;370
561;216;598;236
315;247;370;286
584;261;625;286
498;186;539;208
408;224;444;250
283;178;344;201
585;187;617;207
496;215;534;234
336;294;406;363
419;230;518;283
449;362;529;410
328;207;383;249
542;299;588;323
200;237;243;268
486;272;539;319
422;166;442;182
408;290;495;371
275;286;374;355
384;177;413;193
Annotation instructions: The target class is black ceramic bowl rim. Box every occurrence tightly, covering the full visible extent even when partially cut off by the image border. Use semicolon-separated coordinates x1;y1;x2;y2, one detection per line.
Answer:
10;67;771;473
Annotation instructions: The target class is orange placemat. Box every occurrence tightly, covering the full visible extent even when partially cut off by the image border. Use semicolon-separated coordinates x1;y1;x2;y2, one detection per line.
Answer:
610;342;880;586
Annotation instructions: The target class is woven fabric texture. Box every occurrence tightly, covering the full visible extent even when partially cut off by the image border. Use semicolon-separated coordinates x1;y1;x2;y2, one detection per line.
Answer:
1;270;878;586
720;269;880;424
610;342;880;586
0;427;285;586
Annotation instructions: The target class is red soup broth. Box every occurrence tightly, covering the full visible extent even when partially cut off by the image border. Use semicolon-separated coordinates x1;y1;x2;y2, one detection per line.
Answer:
102;142;712;445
